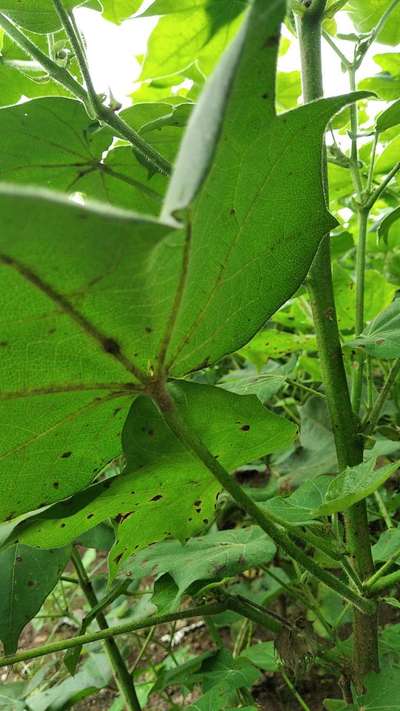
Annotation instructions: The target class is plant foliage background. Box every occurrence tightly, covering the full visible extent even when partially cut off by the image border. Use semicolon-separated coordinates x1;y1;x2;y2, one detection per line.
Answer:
0;0;400;709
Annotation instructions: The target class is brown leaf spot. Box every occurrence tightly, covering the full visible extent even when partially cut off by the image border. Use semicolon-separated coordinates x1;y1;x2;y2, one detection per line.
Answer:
241;424;250;431
61;451;72;459
102;338;120;355
150;494;163;502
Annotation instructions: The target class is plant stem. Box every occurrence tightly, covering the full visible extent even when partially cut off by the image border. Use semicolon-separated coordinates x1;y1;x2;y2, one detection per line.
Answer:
282;670;313;711
156;389;373;615
364;358;400;434
295;0;379;680
71;549;141;711
0;602;229;668
0;11;171;176
351;207;369;414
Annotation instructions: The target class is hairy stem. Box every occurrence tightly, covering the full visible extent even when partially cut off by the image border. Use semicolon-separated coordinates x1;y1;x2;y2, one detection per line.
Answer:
0;11;171;176
71;549;141;711
295;0;378;680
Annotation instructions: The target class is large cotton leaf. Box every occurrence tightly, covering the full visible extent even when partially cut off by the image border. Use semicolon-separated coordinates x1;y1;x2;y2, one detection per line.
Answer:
161;0;368;376
0;544;70;655
0;187;173;521
0;1;365;524
14;382;296;578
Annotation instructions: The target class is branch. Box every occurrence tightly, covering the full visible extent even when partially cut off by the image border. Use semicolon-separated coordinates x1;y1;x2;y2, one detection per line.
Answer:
0;602;229;668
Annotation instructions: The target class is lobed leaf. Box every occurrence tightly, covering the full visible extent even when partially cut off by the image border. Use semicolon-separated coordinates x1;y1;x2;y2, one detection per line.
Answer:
316;458;399;515
14;381;296;577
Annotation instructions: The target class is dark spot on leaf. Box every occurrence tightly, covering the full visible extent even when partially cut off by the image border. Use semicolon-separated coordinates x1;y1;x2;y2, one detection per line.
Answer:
145;326;152;333
150;494;163;502
114;553;123;564
48;328;56;335
261;92;269;99
194;500;202;506
113;408;122;416
53;481;59;489
61;451;72;459
27;579;36;588
230;207;236;215
241;424;250;431
195;508;201;513
203;518;209;524
16;556;23;563
117;511;133;523
0;340;8;347
60;523;66;528
102;338;120;355
263;34;279;48
188;517;193;522
87;513;94;519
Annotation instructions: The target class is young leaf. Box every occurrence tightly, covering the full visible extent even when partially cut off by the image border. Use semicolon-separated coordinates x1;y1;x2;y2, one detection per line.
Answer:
316;459;400;516
14;381;296;578
0;544;70;655
346;299;400;358
378;206;400;245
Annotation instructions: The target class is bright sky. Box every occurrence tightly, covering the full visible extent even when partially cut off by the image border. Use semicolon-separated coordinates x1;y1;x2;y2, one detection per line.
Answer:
74;7;392;107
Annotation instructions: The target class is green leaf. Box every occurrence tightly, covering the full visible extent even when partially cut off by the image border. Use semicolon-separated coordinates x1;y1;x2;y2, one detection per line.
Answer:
316;459;400;515
0;1;367;524
372;527;400;562
15;382;296;577
275;397;338;482
0;186;172;521
356;667;400;710
239;641;279;672
27;652;112;711
192;648;261;692
262;476;331;526
0;543;70;654
0;0;98;34
239;330;317;364
219;358;295;402
375;135;400;173
347;0;400;45
376;98;400;133
123;526;276;604
141;0;246;79
359;74;400;101
346;299;400;358
101;0;142;23
334;264;396;331
0;98;111;191
162;0;368;376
